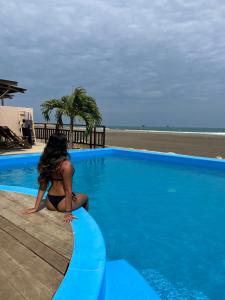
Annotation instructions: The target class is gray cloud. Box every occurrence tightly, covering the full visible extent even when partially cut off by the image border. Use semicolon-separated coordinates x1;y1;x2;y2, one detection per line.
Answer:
1;0;225;127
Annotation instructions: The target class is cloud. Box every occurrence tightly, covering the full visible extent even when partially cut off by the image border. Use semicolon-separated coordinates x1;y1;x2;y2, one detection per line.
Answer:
1;0;225;126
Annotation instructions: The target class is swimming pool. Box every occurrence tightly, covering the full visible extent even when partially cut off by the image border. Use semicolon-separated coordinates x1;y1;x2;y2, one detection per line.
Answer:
1;148;225;300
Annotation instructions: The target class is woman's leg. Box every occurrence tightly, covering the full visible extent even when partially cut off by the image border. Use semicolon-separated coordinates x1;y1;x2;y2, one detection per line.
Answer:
57;193;89;212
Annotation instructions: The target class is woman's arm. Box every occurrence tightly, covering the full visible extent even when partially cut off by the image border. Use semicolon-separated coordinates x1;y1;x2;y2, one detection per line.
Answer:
23;186;47;214
62;161;76;223
62;161;73;212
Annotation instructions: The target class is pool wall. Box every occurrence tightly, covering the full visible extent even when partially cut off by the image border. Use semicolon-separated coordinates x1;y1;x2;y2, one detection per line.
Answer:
112;148;225;169
2;147;225;169
1;148;225;299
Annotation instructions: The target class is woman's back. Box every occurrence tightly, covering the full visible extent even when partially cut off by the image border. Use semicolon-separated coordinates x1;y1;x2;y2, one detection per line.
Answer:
48;160;74;196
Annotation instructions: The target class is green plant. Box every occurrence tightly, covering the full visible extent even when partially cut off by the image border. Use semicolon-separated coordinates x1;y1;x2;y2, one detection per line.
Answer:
41;87;102;148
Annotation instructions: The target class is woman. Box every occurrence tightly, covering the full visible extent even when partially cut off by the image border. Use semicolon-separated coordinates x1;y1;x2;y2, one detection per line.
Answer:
23;134;88;223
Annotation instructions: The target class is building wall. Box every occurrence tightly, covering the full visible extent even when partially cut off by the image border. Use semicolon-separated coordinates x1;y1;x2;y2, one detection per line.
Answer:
0;106;34;137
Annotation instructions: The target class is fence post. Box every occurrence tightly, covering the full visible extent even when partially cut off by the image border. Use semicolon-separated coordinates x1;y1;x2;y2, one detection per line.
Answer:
93;126;96;148
89;128;93;149
55;123;60;134
102;126;105;148
44;123;47;143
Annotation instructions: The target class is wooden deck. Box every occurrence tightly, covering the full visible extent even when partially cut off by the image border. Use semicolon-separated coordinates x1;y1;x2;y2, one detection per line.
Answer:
0;190;73;300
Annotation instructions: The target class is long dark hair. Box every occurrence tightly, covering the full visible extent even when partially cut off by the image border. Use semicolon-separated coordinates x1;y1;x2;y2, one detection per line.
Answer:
38;134;69;189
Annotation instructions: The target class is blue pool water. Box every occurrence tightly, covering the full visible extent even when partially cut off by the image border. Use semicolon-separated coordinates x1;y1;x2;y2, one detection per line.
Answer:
0;153;225;300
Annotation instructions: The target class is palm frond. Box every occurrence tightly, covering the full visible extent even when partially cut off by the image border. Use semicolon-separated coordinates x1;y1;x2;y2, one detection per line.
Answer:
41;98;62;121
81;96;102;125
41;87;102;137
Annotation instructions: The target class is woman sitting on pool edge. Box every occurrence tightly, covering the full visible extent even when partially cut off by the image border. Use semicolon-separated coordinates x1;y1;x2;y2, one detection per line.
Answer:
23;134;88;223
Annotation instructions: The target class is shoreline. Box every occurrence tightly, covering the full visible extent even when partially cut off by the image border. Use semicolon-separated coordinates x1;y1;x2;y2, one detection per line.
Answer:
106;128;225;136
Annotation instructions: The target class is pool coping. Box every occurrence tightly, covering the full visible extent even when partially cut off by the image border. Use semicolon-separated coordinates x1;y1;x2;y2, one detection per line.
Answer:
1;146;225;166
111;147;225;168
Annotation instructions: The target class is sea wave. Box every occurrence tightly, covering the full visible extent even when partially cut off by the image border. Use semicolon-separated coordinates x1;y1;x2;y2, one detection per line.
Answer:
106;128;225;136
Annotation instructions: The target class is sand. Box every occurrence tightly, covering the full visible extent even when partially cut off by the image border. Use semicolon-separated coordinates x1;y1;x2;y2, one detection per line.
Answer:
105;130;225;158
1;131;225;158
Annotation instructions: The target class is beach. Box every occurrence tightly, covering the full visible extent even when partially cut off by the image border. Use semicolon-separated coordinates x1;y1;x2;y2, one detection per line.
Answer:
1;130;225;158
105;130;225;158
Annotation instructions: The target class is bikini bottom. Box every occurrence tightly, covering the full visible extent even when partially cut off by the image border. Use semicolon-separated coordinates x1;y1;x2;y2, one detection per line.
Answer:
47;194;65;209
47;192;78;209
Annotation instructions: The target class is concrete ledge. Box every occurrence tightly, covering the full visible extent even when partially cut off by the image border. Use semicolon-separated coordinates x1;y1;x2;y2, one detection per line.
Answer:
2;146;225;170
3;146;225;169
54;203;106;300
0;148;114;166
111;148;225;169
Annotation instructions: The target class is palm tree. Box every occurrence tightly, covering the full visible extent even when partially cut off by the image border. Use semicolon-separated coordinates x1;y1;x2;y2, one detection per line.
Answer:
41;87;102;148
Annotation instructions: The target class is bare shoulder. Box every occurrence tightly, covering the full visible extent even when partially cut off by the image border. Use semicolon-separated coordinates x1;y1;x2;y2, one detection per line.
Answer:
61;160;74;173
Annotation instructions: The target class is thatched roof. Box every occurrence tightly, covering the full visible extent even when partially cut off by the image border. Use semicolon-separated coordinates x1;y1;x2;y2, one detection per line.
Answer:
0;79;27;105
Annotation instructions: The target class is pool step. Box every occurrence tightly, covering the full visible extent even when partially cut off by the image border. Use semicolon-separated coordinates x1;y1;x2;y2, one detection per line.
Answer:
104;260;160;300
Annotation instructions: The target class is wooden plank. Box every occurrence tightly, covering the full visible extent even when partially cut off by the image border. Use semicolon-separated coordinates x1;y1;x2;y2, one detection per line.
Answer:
0;269;26;300
0;228;63;300
0;216;69;274
0;190;75;299
0;191;73;259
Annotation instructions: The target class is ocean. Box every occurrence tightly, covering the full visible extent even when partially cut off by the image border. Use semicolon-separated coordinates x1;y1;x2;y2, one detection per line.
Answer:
106;126;225;135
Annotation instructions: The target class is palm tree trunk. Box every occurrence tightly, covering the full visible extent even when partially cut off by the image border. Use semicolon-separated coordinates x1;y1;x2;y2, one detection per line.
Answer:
69;118;74;149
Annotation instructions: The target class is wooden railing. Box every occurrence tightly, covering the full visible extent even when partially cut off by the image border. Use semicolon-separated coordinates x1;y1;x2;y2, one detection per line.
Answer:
34;123;105;148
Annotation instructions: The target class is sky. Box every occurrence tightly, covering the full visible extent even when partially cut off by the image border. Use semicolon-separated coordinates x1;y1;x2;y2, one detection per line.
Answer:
1;0;225;127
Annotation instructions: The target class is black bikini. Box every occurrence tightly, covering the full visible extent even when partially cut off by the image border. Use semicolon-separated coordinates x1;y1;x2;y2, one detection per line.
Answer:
47;167;75;209
47;177;65;209
47;194;65;209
